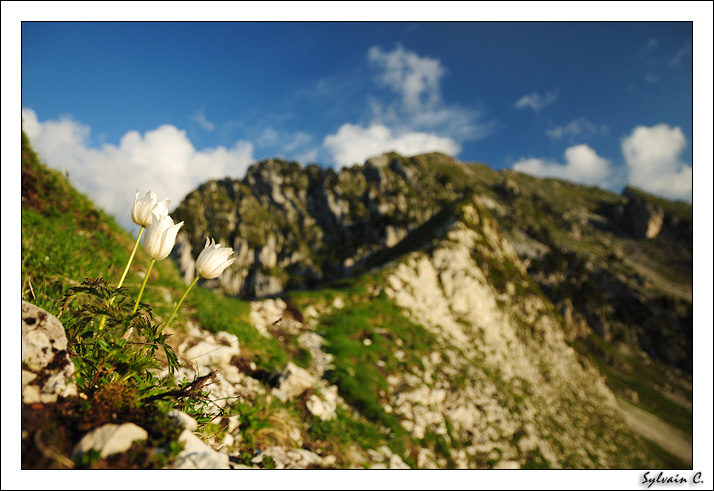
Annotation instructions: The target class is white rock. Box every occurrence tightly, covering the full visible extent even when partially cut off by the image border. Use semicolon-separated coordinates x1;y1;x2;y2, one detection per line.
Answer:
22;301;68;369
220;364;243;385
21;302;76;403
306;391;337;421
215;330;240;349
303;305;319;319
22;370;37;385
225;415;241;433
493;460;521;469
72;423;148;459
167;410;198;431
271;362;316;401
221;432;235;449
169;430;230;469
22;385;42;404
183;340;238;366
389;453;411;469
252;446;324;469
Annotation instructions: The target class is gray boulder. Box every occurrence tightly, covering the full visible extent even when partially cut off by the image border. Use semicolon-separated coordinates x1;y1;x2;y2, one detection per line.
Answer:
21;301;76;403
71;423;148;459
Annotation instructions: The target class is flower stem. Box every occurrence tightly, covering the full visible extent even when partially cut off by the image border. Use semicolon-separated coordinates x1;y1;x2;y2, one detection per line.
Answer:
163;276;200;332
133;259;156;314
96;227;145;331
117;226;145;289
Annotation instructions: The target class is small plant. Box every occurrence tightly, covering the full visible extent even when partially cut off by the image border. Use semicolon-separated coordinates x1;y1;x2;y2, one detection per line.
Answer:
59;277;179;396
57;190;237;394
28;186;240;467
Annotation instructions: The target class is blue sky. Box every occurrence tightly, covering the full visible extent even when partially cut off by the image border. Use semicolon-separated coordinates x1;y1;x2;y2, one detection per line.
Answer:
10;6;708;232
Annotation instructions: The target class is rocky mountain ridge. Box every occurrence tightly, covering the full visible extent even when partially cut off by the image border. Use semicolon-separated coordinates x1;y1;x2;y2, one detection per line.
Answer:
172;152;692;375
172;153;469;297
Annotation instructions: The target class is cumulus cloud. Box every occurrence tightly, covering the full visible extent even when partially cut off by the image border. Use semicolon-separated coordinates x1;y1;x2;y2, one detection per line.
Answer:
323;123;461;169
22;108;254;230
622;124;692;201
368;45;443;113
320;45;491;168
513;144;612;187
515;89;560;112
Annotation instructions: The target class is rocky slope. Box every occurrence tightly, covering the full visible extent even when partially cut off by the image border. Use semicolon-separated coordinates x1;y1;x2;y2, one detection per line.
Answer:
172;152;692;376
171;152;692;467
22;131;693;469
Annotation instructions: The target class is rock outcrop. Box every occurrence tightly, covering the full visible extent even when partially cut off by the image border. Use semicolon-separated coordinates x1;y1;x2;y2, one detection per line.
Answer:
619;187;665;239
21;301;77;404
172;153;466;297
382;199;642;468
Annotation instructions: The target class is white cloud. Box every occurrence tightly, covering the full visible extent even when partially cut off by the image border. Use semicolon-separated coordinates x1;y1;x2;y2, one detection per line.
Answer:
256;127;313;159
515;89;560;112
368;45;443;113
513;144;612;187
323;123;461;169
366;45;491;140
622;124;692;201
321;45;491;168
189;108;215;131
256;127;280;147
283;132;312;153
22;108;254;230
546;117;604;141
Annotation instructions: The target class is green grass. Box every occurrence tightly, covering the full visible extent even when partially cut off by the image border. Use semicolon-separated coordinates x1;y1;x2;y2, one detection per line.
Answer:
289;277;436;467
187;286;290;372
306;406;387;467
573;335;692;435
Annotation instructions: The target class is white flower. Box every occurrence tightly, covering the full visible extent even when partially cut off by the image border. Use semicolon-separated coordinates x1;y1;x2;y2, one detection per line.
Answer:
143;213;184;261
196;238;236;279
131;190;171;228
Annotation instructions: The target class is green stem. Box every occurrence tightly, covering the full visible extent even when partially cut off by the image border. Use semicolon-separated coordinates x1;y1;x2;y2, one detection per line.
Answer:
163;276;200;331
97;226;145;331
133;259;156;314
117;226;145;289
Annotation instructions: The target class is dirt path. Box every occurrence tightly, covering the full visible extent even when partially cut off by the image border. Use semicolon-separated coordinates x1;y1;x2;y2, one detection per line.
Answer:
617;398;692;467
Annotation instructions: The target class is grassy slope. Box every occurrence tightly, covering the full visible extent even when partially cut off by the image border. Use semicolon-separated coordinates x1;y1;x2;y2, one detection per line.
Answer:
20;131;294;375
21;131;307;468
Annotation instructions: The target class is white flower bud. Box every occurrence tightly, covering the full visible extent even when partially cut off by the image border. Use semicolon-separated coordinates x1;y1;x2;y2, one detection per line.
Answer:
195;238;236;279
143;213;184;261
